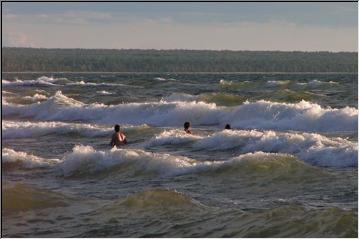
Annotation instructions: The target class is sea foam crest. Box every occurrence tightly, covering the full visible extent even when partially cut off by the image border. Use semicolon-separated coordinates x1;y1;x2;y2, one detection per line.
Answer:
146;129;357;168
58;145;292;177
3;148;59;169
23;93;48;101
3;91;357;132
2;76;63;86
2;120;148;139
267;80;290;86
194;130;357;168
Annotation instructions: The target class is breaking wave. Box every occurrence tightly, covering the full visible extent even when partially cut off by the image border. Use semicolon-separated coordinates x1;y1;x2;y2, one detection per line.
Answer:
267;80;290;86
2;76;140;88
146;129;357;168
96;90;114;95
297;80;339;86
2;120;149;139
23;93;48;101
3;148;58;170
2;76;66;86
58;145;317;177
3;91;357;133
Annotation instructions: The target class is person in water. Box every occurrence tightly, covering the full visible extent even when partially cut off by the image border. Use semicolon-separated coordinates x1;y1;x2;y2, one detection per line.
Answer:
225;124;231;129
110;124;127;147
184;121;192;134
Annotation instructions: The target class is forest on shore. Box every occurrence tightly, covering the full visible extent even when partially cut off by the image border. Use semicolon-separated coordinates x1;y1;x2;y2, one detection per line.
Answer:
2;47;357;72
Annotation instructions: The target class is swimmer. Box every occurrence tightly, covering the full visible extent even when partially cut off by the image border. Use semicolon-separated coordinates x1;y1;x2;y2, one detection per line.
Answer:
110;124;127;147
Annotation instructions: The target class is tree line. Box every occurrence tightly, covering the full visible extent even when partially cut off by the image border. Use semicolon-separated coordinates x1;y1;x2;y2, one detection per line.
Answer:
2;47;357;72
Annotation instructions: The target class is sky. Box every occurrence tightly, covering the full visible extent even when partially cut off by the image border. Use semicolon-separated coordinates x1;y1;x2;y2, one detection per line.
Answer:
2;2;358;51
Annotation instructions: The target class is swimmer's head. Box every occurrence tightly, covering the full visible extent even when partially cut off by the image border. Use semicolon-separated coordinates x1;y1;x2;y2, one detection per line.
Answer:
225;124;231;129
114;124;120;132
184;122;191;130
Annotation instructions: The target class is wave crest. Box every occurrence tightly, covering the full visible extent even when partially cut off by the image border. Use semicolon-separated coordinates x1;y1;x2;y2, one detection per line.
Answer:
3;91;356;132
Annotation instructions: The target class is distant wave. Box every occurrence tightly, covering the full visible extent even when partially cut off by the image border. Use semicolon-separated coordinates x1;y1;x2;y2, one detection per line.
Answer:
96;90;114;95
162;93;198;102
219;79;250;87
3;91;357;133
66;80;127;87
2;120;149;139
2;76;66;86
146;129;357;168
2;76;141;88
163;92;245;106
267;80;290;86
23;93;48;101
297;80;339;86
154;77;176;81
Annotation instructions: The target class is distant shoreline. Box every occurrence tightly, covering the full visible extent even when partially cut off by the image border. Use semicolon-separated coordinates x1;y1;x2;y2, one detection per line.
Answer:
2;72;357;75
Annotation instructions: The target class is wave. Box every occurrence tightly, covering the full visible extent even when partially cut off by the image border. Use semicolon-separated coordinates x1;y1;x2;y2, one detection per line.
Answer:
66;80;128;87
112;188;203;210
3;183;69;212
96;90;114;95
2;120;149;139
297;80;339;86
58;145;314;177
23;93;48;101
219;79;250;87
145;129;203;147
2;76;141;88
2;76;64;86
267;80;290;86
3;91;357;133
154;77;176;81
146;129;357;168
2;90;15;95
162;93;199;102
3;148;58;170
163;92;245;106
154;77;166;81
238;206;357;238
194;130;357;168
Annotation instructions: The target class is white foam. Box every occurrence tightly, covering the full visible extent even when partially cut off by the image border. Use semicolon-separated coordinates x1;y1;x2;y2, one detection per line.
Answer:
2;90;15;95
2;120;146;139
146;129;202;147
67;81;127;87
58;145;291;177
2;76;60;86
193;130;357;168
154;77;166;81
23;93;48;101
145;129;357;168
219;79;233;86
3;148;59;169
267;80;290;86
225;100;357;132
297;80;339;86
96;90;113;95
3;91;357;132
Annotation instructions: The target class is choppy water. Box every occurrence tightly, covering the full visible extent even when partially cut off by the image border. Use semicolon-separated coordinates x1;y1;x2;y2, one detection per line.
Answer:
2;73;358;237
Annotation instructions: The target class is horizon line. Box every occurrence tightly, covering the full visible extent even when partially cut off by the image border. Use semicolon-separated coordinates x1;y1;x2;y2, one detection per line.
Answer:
2;47;358;53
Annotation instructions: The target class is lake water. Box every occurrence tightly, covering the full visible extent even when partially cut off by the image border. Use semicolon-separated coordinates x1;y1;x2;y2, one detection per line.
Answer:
2;72;358;237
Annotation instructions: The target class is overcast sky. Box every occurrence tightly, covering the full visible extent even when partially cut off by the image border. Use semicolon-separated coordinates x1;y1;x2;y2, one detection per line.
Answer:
2;2;358;51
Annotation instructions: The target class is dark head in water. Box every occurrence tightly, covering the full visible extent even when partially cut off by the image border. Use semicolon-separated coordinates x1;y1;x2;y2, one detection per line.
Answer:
225;124;231;129
184;122;192;134
114;124;120;132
